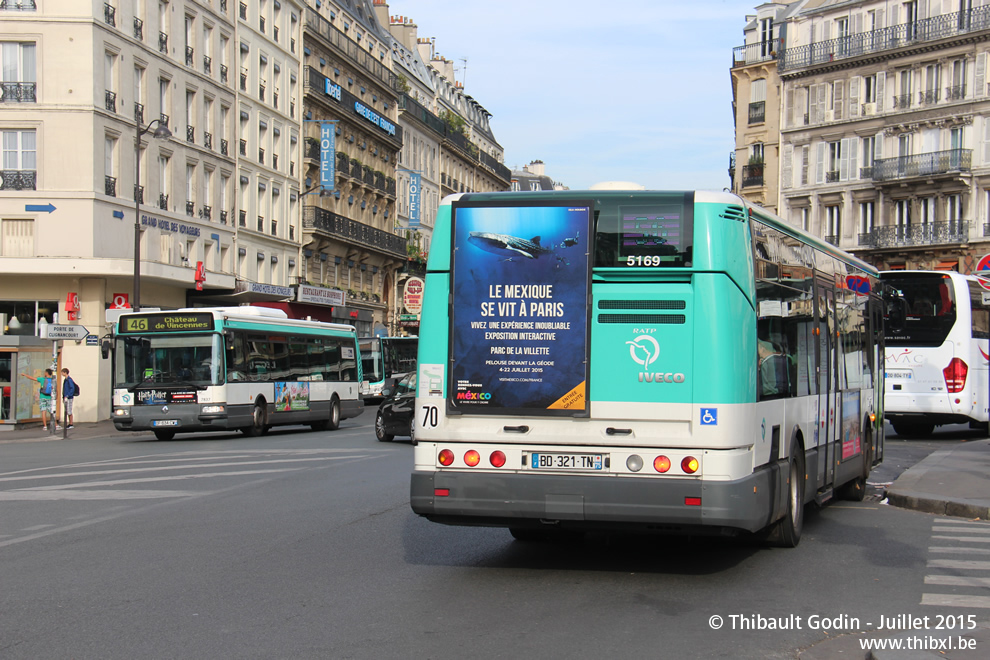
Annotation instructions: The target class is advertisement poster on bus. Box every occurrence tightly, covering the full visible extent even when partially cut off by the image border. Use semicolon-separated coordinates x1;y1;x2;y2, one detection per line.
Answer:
275;382;310;411
448;200;593;416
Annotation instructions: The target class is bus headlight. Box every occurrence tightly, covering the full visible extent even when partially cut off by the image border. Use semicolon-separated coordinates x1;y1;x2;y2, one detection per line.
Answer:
202;405;225;414
113;408;130;417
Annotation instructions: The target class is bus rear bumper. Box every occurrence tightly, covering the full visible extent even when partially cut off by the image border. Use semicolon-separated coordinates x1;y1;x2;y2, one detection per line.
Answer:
410;469;775;535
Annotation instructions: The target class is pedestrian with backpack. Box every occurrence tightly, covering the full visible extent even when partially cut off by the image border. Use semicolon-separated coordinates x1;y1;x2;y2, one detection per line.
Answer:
61;368;78;429
20;368;55;430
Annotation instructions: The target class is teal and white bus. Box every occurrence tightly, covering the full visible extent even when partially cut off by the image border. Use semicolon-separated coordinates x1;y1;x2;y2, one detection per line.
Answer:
359;335;418;403
110;307;363;440
410;190;885;546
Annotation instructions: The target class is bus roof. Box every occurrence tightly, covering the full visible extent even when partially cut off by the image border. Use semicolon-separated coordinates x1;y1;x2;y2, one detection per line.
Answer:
115;306;357;334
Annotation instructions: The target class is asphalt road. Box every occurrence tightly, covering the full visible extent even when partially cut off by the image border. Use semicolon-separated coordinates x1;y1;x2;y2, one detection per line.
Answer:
0;411;985;660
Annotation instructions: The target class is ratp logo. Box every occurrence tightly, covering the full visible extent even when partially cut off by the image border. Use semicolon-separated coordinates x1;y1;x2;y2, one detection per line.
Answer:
626;335;661;370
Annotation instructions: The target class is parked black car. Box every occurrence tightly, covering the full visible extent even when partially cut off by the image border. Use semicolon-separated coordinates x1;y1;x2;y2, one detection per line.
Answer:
375;372;415;442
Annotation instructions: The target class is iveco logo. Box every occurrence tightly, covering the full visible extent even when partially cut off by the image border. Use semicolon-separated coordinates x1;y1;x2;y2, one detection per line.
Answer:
162;405;169;414
627;334;686;384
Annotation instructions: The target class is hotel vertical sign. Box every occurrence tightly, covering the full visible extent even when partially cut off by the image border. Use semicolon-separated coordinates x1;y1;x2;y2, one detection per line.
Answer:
320;122;335;191
408;172;421;228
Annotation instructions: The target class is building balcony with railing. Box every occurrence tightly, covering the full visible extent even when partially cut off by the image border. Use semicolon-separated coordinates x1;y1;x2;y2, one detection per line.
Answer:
134;16;143;40
303;206;406;259
239;209;246;227
159;32;168;54
220;138;228;156
104;2;115;27
185;46;194;67
861;222;969;248
872;149;972;182
134;102;144;123
0;170;36;190
780;6;990;72
0;1;38;10
105;90;116;113
731;38;784;67
104;175;116;197
741;163;764;188
0;81;36;103
186;201;195;217
220;210;228;225
158;193;168;210
186;125;195;144
134;184;143;203
220;64;228;84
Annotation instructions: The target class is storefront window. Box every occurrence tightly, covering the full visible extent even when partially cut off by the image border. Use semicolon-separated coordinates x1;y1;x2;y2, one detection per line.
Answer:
0;301;58;336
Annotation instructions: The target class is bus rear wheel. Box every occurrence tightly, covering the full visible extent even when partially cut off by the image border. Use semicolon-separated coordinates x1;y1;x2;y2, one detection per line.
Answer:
764;440;805;548
327;397;341;431
243;403;267;436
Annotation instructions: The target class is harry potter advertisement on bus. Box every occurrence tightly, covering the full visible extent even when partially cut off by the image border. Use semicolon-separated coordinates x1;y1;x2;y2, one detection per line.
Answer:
449;200;593;416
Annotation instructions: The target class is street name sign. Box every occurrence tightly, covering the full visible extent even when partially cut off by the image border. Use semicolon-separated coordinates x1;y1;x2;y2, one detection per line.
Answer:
42;324;90;340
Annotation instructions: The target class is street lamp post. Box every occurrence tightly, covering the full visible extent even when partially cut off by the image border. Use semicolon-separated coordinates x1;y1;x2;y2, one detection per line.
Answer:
133;118;172;312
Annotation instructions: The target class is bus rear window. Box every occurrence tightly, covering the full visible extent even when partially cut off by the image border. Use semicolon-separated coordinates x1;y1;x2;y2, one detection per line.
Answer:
594;193;693;268
883;274;956;346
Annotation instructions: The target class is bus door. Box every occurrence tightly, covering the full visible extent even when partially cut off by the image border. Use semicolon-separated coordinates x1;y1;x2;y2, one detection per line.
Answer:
816;280;840;490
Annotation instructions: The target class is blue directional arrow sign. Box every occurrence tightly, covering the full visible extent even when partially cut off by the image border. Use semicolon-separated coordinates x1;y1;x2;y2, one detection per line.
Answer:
113;210;124;219
25;203;56;213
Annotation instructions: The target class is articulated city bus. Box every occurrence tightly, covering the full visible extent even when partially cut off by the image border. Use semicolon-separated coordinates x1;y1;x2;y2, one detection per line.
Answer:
410;190;884;547
882;270;990;436
109;307;363;440
359;335;418;403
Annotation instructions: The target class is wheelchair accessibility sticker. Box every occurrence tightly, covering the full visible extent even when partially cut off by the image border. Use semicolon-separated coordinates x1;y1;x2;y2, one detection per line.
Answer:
701;408;717;425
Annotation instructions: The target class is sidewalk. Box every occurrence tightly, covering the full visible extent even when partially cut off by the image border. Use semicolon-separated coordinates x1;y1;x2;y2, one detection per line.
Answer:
0;418;122;443
885;437;990;521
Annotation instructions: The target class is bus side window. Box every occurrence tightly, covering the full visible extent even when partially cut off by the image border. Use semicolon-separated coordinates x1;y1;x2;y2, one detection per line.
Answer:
324;341;341;382
970;282;990;340
225;334;247;382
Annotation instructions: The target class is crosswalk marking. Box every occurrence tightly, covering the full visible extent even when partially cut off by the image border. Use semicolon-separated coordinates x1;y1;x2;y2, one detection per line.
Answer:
925;575;990;587
924;519;990;610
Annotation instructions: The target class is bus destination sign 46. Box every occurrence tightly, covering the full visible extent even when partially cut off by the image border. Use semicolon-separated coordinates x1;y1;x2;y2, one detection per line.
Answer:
121;313;215;334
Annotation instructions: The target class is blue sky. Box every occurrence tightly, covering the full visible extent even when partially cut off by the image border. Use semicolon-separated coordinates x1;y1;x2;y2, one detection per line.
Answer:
386;0;759;190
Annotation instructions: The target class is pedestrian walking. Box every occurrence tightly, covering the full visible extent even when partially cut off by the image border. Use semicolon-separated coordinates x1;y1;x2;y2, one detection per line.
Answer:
19;368;55;430
61;368;77;429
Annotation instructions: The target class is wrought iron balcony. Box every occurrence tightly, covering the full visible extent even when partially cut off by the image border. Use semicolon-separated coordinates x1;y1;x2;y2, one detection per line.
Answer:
134;184;143;203
732;38;783;66
305;137;319;160
779;6;990;72
220;64;228;84
133;16;143;40
271;220;277;236
872;149;972;182
240;139;246;156
220;0;227;13
200;205;211;220
742;164;764;188
240;70;247;92
824;235;839;246
0;81;36;103
159;32;168;54
859;166;873;179
220;210;228;225
185;46;194;67
204;132;212;149
0;170;36;190
186;125;195;143
134;101;144;123
272;154;278;170
186;201;195;217
105;90;116;113
239;210;246;227
748;101;765;124
868;222;969;247
303;206;406;259
259;82;265;101
893;93;912;109
946;84;967;101
239;2;247;20
160;113;169;129
259;148;264;165
104;175;116;197
220;138;228;156
920;89;940;105
257;216;264;232
826;171;840;183
0;1;38;10
104;2;115;27
158;193;168;210
203;55;211;74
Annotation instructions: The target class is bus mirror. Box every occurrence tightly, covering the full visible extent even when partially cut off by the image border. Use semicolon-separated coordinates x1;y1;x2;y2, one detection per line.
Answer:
101;340;111;359
382;377;397;397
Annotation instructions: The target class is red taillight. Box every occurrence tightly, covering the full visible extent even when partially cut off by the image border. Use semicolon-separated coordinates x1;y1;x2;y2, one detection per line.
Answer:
685;497;702;506
681;456;699;474
435;488;450;497
490;451;506;468
438;449;454;466
653;456;671;473
943;358;968;393
464;450;481;467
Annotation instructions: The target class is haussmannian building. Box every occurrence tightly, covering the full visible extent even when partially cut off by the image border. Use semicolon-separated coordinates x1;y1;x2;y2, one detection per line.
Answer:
735;0;990;275
0;0;303;425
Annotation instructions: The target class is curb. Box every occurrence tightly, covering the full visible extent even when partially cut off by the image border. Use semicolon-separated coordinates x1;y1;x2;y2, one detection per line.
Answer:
885;491;990;521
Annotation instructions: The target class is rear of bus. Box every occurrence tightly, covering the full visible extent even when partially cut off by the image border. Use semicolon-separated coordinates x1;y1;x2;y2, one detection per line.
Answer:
410;190;786;537
882;271;989;436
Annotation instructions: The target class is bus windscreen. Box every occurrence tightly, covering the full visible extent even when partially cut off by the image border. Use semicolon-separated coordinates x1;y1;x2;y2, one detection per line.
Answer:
882;273;956;347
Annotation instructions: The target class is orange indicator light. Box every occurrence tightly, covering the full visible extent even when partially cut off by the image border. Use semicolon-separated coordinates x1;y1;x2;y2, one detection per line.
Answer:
653;456;671;473
464;450;481;467
681;457;699;474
